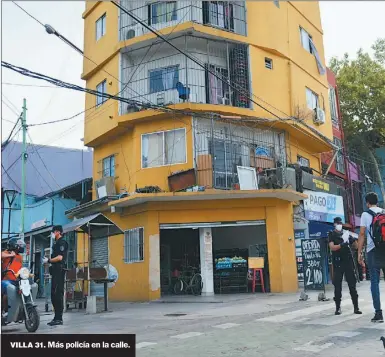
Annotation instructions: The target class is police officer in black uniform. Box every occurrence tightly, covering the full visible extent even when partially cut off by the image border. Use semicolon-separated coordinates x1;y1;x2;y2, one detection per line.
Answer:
43;225;68;326
328;217;362;315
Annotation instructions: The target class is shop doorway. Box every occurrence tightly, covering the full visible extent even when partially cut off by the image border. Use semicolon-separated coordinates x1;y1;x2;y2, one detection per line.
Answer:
159;229;201;296
212;224;269;294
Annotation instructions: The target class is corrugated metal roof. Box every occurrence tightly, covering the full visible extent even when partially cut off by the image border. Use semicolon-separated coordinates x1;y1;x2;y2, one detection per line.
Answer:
1;141;93;197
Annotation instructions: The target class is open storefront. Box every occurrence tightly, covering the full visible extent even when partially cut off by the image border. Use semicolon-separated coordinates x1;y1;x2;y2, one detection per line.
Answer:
159;220;270;296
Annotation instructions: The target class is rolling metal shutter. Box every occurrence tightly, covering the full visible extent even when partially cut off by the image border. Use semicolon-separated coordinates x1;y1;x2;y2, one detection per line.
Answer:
90;236;108;297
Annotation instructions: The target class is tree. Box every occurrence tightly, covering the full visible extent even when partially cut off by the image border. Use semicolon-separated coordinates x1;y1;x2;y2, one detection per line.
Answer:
330;38;385;202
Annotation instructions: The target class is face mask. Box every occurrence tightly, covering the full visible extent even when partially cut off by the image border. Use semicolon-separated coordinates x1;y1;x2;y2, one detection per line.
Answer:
335;224;343;232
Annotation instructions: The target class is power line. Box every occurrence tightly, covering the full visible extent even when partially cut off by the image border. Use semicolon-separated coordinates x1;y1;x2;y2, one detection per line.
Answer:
2;99;20;116
30;5;192;129
11;1;45;27
2;118;17;124
2;116;21;151
112;1;278;117
1;163;21;191
2;82;60;88
2;93;19;112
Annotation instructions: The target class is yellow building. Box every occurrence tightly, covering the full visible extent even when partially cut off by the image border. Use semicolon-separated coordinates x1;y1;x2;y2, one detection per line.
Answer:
72;1;334;301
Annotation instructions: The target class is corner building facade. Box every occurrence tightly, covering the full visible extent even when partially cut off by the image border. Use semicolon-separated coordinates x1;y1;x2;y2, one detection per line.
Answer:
78;1;335;301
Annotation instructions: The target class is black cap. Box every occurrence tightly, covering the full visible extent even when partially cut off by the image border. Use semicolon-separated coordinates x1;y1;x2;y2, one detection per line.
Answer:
333;217;342;224
52;225;63;234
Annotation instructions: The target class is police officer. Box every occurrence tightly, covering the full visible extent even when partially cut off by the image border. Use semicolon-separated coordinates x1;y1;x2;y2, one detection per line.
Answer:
43;225;68;326
328;217;361;315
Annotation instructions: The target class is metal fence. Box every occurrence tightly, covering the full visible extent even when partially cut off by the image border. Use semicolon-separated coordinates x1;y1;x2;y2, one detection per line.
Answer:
120;35;250;114
193;118;287;190
119;1;247;40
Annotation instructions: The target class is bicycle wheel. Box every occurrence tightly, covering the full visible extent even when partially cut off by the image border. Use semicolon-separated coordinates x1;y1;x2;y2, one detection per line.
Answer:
191;274;203;296
173;279;184;295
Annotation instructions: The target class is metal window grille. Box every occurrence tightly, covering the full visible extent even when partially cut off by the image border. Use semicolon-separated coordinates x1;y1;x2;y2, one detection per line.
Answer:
124;228;144;263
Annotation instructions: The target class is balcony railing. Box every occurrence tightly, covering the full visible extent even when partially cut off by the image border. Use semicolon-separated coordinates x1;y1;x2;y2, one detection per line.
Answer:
120;35;250;114
119;1;247;41
194;118;288;190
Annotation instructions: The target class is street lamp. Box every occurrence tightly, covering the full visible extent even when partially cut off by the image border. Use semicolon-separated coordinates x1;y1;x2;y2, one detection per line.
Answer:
44;24;84;55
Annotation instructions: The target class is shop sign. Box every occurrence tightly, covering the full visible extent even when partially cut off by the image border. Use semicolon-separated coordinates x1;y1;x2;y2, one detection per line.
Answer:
295;229;305;282
302;172;338;194
301;238;326;292
303;190;345;223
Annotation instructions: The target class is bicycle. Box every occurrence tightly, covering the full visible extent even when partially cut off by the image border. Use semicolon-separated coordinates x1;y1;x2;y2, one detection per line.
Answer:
173;267;203;296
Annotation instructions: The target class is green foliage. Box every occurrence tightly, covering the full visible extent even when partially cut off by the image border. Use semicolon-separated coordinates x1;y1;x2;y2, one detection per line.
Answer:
329;38;385;150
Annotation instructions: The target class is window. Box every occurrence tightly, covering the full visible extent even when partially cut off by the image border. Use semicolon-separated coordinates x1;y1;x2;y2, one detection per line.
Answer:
96;13;106;41
329;87;339;126
265;58;273;70
96;80;107;107
206;64;230;105
300;27;313;53
203;1;234;31
298;155;310;168
273;0;280;8
149;66;179;93
148;2;177;25
102;155;115;177
333;137;345;174
306;87;318;110
142;128;186;168
124;228;144;263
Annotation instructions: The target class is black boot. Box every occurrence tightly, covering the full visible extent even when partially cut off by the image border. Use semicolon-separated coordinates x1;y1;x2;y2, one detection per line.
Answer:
335;300;341;315
352;295;362;314
354;305;362;314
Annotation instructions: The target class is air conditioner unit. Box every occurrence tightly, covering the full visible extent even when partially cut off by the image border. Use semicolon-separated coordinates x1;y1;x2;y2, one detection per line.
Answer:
126;29;136;40
157;93;165;106
126;104;140;114
95;176;116;199
276;167;297;189
313;107;326;125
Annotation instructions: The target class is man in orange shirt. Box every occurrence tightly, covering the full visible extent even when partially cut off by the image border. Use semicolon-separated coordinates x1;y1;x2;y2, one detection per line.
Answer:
1;238;25;317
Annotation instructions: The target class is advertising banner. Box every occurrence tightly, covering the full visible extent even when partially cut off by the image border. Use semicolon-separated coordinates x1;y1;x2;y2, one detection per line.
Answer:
303;190;345;223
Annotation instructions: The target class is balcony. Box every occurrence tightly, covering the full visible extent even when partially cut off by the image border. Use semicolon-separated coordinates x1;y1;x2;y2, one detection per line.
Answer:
194;118;288;190
120;35;250;115
119;1;247;41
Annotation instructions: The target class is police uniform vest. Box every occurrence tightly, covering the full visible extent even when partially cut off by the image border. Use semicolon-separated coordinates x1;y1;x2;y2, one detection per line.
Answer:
50;238;68;273
328;230;353;268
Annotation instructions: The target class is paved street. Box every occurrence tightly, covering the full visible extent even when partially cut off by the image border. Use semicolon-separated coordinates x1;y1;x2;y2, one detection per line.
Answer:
3;282;385;356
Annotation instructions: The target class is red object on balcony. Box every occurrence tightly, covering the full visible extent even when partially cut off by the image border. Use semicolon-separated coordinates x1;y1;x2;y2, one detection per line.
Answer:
168;168;196;192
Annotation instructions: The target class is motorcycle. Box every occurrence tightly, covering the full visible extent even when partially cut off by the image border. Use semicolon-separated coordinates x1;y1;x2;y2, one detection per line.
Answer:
1;267;40;332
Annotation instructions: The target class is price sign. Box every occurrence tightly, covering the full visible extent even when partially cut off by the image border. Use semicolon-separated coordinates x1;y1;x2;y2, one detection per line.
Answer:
301;238;325;291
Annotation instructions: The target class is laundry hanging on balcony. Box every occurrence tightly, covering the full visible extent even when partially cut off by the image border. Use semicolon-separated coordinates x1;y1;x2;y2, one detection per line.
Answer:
309;39;326;75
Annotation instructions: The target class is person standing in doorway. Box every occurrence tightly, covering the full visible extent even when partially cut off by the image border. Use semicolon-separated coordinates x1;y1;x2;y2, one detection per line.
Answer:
328;217;361;315
43;225;68;326
358;192;385;323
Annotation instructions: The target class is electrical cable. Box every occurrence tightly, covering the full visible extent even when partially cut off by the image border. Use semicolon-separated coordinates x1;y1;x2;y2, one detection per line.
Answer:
11;1;333;150
25;5;192;129
2;99;20;116
2;93;20;112
2;117;21;151
112;1;335;148
11;1;45;27
27;132;77;206
1;163;21;191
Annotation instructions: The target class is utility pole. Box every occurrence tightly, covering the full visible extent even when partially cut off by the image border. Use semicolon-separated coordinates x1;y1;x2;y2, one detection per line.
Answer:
20;98;27;242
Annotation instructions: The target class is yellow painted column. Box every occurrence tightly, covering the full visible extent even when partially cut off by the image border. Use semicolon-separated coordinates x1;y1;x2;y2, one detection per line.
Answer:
265;202;298;293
